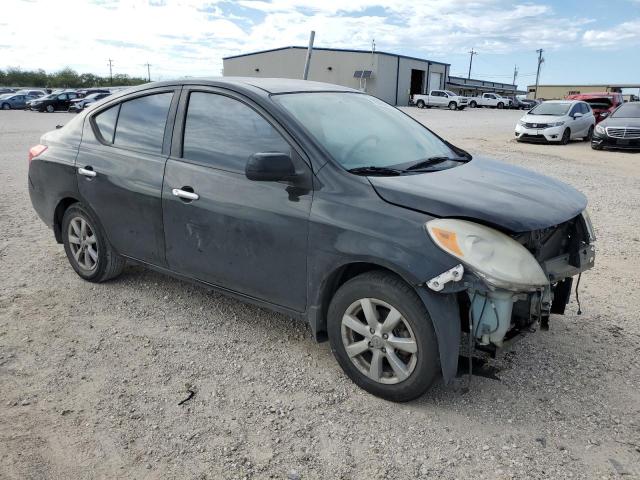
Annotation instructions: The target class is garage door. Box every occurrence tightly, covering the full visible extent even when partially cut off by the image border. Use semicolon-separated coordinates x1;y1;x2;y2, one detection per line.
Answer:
429;72;442;92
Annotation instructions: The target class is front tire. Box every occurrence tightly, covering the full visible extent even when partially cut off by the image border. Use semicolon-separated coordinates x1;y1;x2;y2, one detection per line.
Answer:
62;204;125;282
327;271;439;402
560;128;571;145
584;125;594;141
448;101;457;111
497;102;504;109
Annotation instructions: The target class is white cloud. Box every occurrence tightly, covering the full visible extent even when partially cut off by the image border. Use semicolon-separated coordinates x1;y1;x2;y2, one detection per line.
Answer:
0;0;629;79
583;20;640;48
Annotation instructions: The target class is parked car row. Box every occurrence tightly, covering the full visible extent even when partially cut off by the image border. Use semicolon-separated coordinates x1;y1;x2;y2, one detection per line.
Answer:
515;99;640;151
0;87;114;112
411;91;540;111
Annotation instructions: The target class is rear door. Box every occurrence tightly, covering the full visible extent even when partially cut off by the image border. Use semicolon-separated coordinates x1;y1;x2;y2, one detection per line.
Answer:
77;87;179;265
162;87;313;311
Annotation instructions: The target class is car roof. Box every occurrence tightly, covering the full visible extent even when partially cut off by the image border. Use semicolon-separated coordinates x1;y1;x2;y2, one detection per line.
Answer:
123;77;360;95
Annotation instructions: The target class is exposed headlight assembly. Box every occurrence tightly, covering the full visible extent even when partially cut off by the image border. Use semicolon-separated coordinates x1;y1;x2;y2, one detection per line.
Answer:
595;124;605;135
426;219;548;291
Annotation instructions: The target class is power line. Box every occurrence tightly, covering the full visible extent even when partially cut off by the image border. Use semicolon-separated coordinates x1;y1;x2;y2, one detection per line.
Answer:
467;49;478;79
143;62;152;82
534;49;544;99
107;59;114;85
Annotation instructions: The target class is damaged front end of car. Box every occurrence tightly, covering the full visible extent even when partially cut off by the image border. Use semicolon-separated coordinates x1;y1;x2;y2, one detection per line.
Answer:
424;211;596;352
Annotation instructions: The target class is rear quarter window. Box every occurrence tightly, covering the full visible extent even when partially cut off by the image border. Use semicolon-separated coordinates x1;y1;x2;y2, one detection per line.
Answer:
94;104;120;143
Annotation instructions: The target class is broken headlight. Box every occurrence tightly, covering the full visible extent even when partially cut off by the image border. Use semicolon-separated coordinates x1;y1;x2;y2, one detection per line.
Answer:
426;219;548;292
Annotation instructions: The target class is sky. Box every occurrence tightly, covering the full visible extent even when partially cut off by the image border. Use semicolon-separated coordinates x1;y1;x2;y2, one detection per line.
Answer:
1;0;639;89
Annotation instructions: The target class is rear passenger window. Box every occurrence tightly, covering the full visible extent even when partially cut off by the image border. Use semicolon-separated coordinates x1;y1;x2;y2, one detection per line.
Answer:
113;93;173;153
182;92;290;173
94;104;119;143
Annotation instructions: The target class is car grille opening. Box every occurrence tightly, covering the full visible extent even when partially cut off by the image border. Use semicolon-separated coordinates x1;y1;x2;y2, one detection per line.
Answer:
605;127;640;139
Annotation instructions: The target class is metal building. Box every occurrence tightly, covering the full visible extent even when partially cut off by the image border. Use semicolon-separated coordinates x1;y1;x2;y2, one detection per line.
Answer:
527;83;640;100
446;75;523;97
223;46;449;106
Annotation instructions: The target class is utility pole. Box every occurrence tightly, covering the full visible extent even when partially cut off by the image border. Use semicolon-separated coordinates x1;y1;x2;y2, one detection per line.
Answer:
534;49;544;99
467;49;477;79
512;65;518;86
144;62;152;82
302;30;315;80
107;59;114;85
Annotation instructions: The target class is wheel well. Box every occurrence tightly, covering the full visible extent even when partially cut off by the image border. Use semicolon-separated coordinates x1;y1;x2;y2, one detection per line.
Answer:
53;197;79;243
315;262;408;340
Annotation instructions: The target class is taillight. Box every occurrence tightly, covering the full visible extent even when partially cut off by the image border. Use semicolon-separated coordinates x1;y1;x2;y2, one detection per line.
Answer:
28;144;47;163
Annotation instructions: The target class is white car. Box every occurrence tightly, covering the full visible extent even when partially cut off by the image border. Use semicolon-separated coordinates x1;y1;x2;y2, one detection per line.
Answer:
412;90;469;110
469;93;511;109
515;100;595;144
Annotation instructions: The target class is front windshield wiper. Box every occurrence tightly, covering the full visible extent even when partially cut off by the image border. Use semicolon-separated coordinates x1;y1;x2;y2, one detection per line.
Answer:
404;156;469;171
347;166;404;176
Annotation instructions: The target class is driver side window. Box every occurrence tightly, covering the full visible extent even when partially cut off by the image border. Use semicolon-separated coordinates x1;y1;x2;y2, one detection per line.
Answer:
182;92;291;174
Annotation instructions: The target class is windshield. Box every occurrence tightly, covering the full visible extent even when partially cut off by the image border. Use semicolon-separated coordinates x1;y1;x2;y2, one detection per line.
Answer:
529;102;571;116
444;91;458;97
584;98;613;110
0;94;11;100
273;92;461;170
611;103;640;118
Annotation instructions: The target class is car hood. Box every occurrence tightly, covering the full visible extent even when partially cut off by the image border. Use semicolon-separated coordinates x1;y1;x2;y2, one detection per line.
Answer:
521;114;566;123
368;157;587;233
601;117;640;128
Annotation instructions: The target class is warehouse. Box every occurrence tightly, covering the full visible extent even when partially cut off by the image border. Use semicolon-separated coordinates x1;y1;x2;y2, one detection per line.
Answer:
222;46;449;106
527;83;640;100
447;75;523;97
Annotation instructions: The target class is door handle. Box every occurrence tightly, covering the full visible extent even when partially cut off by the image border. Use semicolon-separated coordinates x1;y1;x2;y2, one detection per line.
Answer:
78;167;96;178
172;188;199;201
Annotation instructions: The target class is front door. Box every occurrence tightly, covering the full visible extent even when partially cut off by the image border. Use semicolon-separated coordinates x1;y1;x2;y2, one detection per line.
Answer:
162;88;312;312
76;88;178;265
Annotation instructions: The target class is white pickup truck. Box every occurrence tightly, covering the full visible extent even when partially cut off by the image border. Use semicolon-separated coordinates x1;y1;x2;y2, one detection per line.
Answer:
468;93;512;109
411;90;469;110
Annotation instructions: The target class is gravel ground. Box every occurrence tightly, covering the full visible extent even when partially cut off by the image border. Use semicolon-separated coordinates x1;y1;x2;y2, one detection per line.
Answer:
1;107;639;479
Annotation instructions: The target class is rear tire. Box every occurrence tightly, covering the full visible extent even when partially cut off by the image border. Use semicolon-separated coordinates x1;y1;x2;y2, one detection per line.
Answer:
560;128;571;145
416;100;425;109
469;101;477;108
46;105;54;113
327;271;439;402
1;103;10;110
62;204;125;283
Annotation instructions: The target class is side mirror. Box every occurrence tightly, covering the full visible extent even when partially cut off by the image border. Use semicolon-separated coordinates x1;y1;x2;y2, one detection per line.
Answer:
246;152;295;182
600;112;609;118
573;112;583;119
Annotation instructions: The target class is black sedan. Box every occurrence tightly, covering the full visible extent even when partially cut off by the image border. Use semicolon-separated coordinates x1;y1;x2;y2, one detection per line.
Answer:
27;78;596;401
29;92;79;112
592;102;640;151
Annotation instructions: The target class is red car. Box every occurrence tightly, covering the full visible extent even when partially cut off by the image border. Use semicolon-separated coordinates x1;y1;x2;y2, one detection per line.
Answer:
565;92;624;123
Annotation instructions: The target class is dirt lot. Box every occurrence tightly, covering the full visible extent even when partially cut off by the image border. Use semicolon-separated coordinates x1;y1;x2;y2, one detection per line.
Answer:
1;107;639;480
